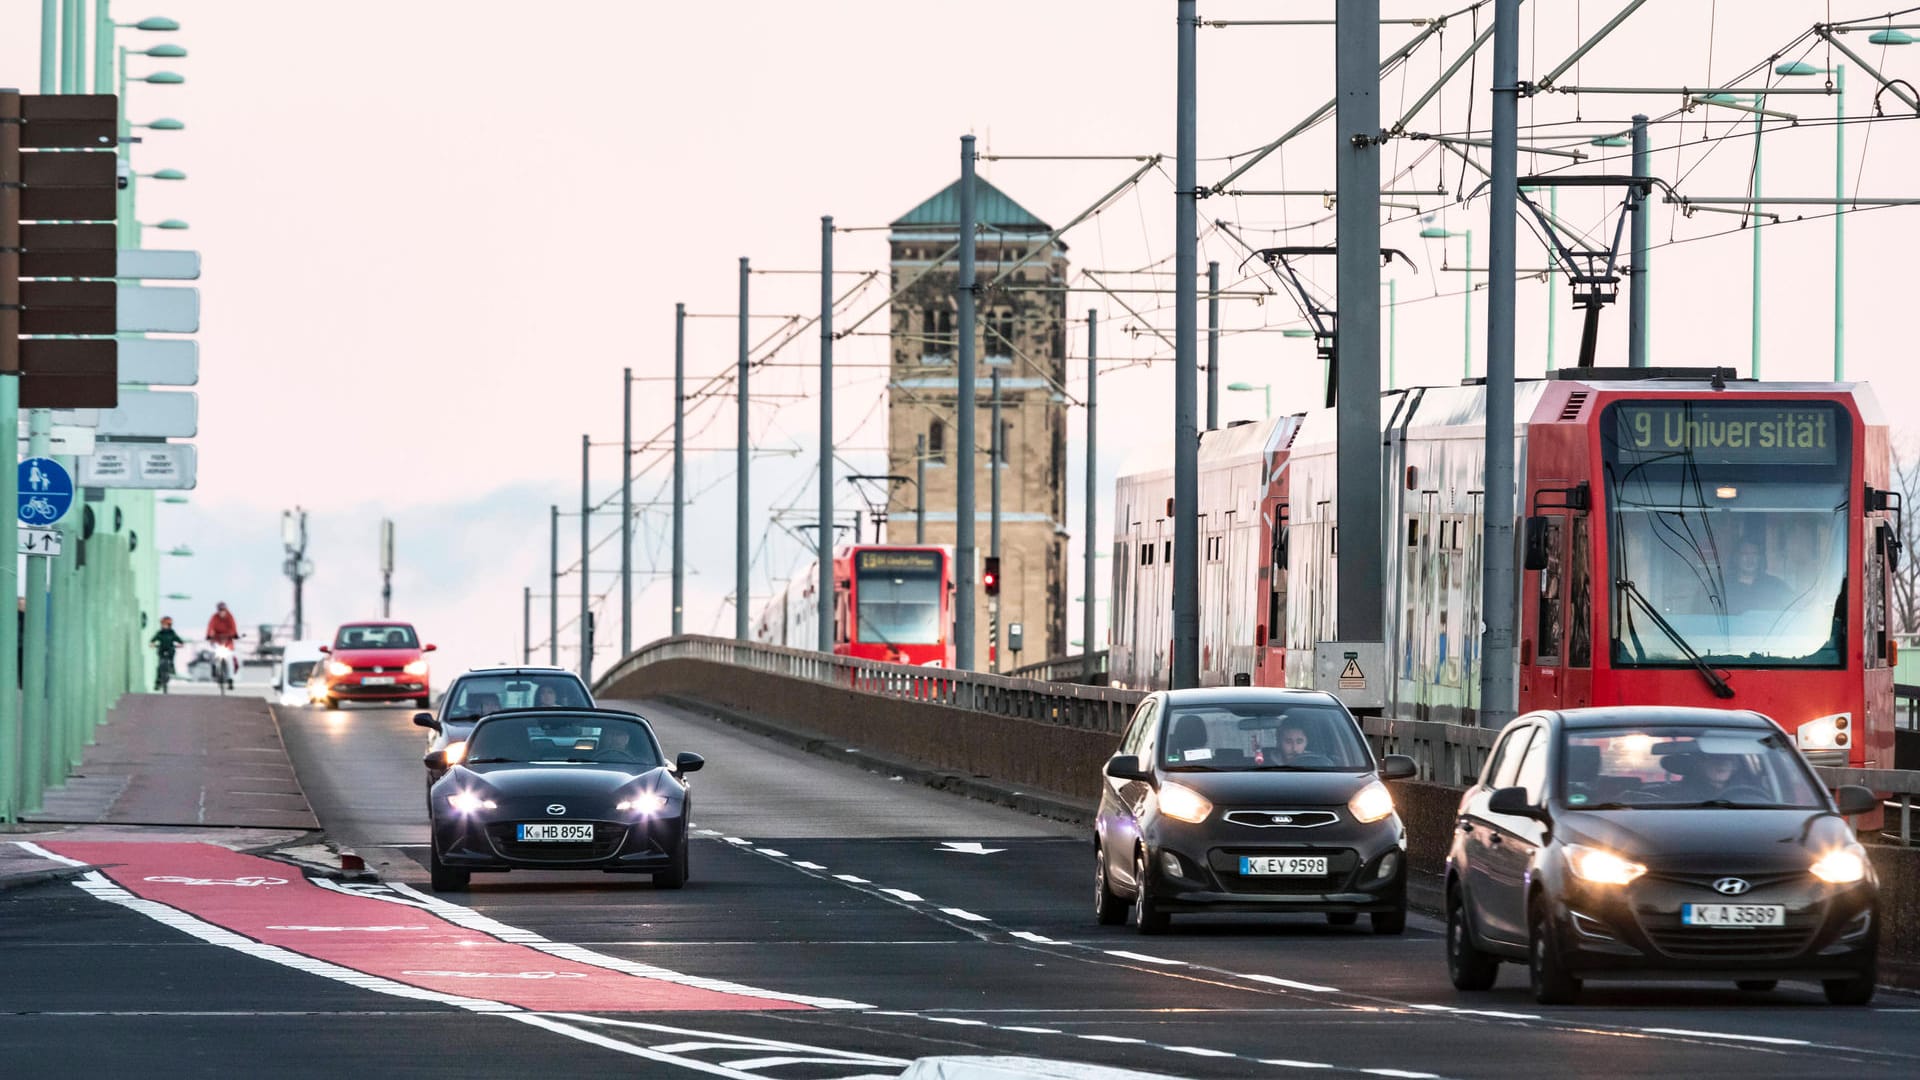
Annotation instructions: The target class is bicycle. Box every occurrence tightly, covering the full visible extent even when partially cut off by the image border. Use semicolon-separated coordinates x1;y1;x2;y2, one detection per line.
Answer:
20;496;58;524
154;657;174;694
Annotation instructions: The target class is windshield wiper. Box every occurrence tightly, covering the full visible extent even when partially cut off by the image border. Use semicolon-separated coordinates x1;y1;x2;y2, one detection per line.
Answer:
464;756;516;764
1663;799;1801;810
1614;578;1734;699
1164;763;1225;772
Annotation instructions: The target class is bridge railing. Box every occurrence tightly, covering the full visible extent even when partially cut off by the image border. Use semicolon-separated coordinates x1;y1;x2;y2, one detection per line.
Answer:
603;635;1920;842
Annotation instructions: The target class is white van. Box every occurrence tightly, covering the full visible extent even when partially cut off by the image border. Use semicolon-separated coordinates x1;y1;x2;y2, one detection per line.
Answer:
275;641;328;707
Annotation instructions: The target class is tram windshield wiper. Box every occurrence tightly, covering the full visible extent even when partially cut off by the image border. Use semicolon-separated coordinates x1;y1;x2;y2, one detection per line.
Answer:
1614;577;1735;699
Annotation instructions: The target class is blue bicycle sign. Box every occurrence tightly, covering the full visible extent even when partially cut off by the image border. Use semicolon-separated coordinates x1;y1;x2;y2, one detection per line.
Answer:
18;457;74;526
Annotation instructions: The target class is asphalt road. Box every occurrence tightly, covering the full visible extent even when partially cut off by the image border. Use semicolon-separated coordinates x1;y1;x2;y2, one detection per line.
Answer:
10;694;1920;1079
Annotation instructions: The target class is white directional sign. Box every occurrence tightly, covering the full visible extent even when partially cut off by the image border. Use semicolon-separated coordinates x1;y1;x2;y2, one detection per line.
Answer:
95;389;197;438
77;443;197;490
116;285;200;333
19;527;63;557
15;424;96;455
117;249;201;280
49;409;100;428
118;338;199;386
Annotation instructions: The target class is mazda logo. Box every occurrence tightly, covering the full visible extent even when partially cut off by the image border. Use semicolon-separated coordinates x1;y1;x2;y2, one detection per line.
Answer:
1713;877;1751;896
1270;815;1294;824
546;804;567;817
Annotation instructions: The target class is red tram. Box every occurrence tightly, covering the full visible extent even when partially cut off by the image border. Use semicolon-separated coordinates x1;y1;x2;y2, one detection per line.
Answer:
754;545;956;667
1111;369;1896;769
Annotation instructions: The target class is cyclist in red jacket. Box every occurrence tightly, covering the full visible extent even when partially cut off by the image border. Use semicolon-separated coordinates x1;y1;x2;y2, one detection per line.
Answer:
204;602;239;647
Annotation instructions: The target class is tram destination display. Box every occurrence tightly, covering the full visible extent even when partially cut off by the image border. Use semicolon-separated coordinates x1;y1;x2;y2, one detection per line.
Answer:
1608;402;1842;465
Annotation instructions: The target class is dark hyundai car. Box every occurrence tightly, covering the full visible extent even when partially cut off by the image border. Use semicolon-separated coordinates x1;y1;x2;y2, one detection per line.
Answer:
425;708;702;892
415;667;595;789
1446;706;1880;1005
1095;688;1417;935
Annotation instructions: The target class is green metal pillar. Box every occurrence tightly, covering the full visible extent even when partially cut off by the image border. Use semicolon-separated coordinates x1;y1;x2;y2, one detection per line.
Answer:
1387;279;1397;389
1751;96;1764;378
1834;65;1845;381
1546;187;1558;369
1462;230;1474;378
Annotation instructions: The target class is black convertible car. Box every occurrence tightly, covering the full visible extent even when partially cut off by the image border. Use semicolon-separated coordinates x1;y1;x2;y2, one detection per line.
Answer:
424;707;703;892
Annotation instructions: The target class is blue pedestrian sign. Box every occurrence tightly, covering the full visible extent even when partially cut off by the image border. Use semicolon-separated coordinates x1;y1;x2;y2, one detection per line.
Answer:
18;457;74;526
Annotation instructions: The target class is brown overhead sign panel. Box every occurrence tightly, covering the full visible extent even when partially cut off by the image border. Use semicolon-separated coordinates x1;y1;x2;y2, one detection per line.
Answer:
2;90;119;402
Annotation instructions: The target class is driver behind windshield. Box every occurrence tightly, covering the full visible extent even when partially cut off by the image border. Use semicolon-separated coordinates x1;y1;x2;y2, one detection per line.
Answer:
1676;753;1750;800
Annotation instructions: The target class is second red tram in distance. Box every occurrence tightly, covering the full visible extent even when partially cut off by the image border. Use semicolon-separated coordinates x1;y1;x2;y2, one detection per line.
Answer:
1110;368;1897;770
754;544;956;667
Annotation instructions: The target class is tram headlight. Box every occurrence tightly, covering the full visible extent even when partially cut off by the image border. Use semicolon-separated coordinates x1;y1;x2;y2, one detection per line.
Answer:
1798;712;1851;754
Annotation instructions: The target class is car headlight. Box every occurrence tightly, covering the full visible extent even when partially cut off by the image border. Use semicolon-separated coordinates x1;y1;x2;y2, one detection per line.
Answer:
404;659;430;676
1156;781;1213;824
327;660;352;677
1798;712;1851;753
617;793;669;814
1811;845;1868;884
1348;780;1396;824
443;741;467;766
446;791;495;813
1565;843;1646;886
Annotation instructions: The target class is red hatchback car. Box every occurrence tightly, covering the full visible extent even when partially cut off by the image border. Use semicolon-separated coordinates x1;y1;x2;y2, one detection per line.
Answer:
317;621;436;708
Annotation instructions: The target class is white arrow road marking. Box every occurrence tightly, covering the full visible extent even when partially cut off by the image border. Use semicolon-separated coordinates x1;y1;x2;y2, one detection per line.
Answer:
266;925;429;933
401;970;587;980
143;875;288;887
937;842;1006;855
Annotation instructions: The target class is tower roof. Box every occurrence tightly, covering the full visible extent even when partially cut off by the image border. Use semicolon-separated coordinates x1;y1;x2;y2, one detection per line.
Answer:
891;177;1052;233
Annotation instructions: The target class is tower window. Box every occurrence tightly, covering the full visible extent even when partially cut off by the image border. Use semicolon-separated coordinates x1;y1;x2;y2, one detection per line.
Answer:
928;418;945;461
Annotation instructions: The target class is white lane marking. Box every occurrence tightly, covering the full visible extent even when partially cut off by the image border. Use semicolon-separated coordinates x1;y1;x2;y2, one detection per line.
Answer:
834;874;871;884
1165;1045;1237;1058
1009;931;1061;944
1001;1026;1064;1034
67;873;513;1013
382;882;871;1009
142;875;289;887
1240;973;1339;993
506;1014;761;1078
937;842;1006;855
13;840;89;867
1638;1028;1812;1046
551;1014;908;1068
1103;950;1186;966
401;970;587;980
755;849;788;858
1411;1004;1540;1021
1363;1071;1441;1079
878;888;924;902
1260;1060;1335;1070
694;828;722;836
1078;1034;1147;1044
265;925;428;933
792;861;827;870
927;1016;991;1026
724;837;749;845
940;908;990;922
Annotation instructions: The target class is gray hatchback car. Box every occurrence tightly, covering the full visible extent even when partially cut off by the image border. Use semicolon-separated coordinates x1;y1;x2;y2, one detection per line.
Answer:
416;667;595;790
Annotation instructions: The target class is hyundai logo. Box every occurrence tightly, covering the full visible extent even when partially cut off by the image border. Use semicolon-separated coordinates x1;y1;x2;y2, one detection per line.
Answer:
1713;877;1752;896
1270;815;1294;825
546;804;567;817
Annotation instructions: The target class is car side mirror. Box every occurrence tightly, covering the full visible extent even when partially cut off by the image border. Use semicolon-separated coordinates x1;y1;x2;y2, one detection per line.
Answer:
1104;754;1152;783
1488;785;1548;821
423;643;438;652
273;679;284;691
1522;516;1551;571
423;749;449;770
675;752;705;775
318;645;331;654
1834;785;1878;817
1379;754;1418;781
413;712;441;731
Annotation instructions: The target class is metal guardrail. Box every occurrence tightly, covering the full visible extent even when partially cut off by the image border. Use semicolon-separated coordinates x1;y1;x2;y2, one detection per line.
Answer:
1005;651;1109;686
604;635;1920;842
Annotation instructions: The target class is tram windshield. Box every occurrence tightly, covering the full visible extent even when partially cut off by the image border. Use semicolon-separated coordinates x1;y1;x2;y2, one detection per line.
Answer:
1602;400;1849;669
854;550;945;645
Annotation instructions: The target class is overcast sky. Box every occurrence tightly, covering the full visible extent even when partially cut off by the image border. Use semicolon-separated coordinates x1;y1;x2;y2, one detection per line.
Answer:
7;1;1917;678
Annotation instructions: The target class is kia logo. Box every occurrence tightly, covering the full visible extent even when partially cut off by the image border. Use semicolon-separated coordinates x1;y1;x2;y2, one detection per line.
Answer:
1270;815;1293;824
546;804;567;817
1713;877;1751;896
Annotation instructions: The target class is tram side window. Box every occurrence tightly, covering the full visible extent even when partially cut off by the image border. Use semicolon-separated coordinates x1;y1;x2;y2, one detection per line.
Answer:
1535;517;1564;665
1569;517;1593;667
1869;524;1890;667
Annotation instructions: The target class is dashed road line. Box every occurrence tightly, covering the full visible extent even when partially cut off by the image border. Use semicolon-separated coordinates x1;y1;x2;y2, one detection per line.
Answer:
878;888;923;902
754;849;788;858
939;907;989;922
792;861;827;870
833;874;870;884
1638;1028;1812;1046
1240;973;1339;993
1103;949;1185;966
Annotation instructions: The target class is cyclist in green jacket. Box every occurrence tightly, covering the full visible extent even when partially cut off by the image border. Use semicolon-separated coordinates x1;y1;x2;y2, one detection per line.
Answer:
150;616;185;691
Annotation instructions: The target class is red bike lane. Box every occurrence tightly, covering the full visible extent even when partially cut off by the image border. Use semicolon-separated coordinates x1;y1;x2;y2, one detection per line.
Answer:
42;841;826;1013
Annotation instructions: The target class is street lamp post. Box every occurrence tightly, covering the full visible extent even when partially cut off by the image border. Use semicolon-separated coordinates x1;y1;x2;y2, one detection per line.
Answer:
1419;224;1473;377
1777;57;1873;380
1227;381;1271;419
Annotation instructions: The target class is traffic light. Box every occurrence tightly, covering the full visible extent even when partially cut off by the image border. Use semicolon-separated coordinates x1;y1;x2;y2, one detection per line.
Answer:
983;556;1000;596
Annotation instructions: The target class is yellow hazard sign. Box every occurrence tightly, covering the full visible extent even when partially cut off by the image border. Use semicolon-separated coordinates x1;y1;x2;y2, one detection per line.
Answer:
1337;655;1367;690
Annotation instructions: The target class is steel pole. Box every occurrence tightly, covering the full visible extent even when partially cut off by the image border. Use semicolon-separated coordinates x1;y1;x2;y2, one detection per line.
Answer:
1084;310;1099;680
621;366;632;656
1334;1;1384;649
954;136;979;671
914;434;927;544
1462;230;1474;377
1172;0;1201;689
580;434;592;682
1628;113;1650;367
1751;97;1764;378
0;89;22;822
818;217;835;651
549;505;559;665
1205;261;1220;430
42;1;58;93
523;586;532;665
736;257;751;641
1835;66;1845;381
989;370;1002;671
21;3;62;810
672;303;685;636
1479;0;1521;728
1546;187;1558;369
1387;279;1398;388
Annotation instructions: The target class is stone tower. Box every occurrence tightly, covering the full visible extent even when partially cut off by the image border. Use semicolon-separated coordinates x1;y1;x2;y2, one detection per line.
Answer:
886;178;1069;667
